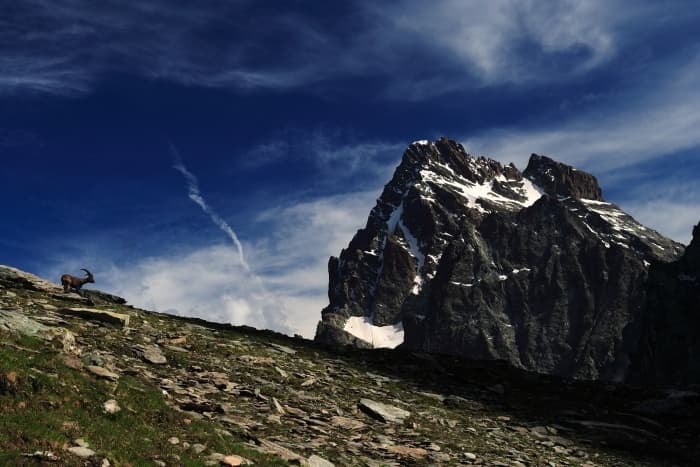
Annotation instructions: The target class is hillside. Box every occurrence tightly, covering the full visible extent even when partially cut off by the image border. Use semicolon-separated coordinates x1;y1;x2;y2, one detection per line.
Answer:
1;265;699;466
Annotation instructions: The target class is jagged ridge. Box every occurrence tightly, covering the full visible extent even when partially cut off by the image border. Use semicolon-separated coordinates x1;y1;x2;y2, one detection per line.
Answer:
316;138;684;381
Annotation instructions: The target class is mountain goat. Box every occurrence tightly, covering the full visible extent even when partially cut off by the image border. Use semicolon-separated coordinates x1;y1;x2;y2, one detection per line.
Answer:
61;268;94;293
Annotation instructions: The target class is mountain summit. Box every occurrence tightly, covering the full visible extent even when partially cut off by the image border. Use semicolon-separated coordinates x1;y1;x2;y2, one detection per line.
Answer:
315;138;684;381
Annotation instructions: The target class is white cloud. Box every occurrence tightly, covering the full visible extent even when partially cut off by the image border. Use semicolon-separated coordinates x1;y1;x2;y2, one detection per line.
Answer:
459;52;700;243
625;201;700;245
241;129;404;184
51;190;378;339
464;51;700;171
3;0;677;97
370;0;616;85
616;179;700;244
97;246;289;331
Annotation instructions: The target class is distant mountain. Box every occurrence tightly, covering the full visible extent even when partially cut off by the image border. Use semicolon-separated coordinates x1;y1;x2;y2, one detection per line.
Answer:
315;138;686;381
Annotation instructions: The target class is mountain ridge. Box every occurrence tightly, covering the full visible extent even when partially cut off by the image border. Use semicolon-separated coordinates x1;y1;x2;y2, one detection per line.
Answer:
315;137;687;382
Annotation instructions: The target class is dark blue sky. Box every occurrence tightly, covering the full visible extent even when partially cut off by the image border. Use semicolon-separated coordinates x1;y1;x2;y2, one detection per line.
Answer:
2;0;699;336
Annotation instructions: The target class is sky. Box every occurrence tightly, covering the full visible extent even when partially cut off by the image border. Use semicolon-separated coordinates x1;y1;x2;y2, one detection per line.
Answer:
1;0;700;338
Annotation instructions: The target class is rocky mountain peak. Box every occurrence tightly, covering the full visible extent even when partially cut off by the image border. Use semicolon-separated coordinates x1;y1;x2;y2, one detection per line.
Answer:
316;137;686;382
524;153;604;201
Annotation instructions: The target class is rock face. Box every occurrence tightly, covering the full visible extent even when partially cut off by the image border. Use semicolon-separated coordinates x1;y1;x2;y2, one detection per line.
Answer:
315;138;684;381
633;221;700;384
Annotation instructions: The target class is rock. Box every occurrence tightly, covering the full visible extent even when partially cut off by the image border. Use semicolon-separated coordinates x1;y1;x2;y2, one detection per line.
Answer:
221;455;243;466
168;436;179;445
73;438;89;447
254;438;307;463
238;355;275;365
56;329;80;355
55;307;130;327
633;220;700;384
0;309;53;338
169;336;187;345
463;452;477;460
301;377;317;387
330;416;367;431
81;289;127;305
0;265;64;293
0;371;19;395
86;365;119;381
487;384;505;395
267;343;297;355
67;446;96;458
271;397;285;414
103;399;120;414
358;399;410;423
384;445;428;459
22;451;59;461
308;454;335;467
525;153;603;201
135;344;167;364
179;401;225;414
191;443;207;454
314;138;684;381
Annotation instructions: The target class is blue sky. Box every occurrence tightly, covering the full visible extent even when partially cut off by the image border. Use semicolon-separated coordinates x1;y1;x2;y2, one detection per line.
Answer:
2;0;700;336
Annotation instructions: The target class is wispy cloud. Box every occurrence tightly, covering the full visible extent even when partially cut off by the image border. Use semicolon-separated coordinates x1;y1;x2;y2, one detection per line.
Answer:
171;145;250;271
240;128;404;187
365;0;616;87
462;51;700;243
463;53;700;171
5;1;693;98
40;189;377;338
616;179;700;245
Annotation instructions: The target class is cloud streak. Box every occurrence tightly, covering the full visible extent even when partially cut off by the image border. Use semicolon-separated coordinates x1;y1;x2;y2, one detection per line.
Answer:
171;144;250;271
38;189;377;338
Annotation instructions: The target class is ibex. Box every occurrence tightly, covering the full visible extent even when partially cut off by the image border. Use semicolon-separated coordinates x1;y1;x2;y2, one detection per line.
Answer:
61;268;94;294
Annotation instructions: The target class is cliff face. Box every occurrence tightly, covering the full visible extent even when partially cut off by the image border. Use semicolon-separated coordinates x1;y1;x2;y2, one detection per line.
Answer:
633;222;700;384
315;138;684;381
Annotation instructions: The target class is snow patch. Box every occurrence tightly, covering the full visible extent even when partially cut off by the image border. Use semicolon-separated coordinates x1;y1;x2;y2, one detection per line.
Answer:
343;316;404;349
518;178;544;207
419;167;542;213
398;218;425;295
580;199;611;206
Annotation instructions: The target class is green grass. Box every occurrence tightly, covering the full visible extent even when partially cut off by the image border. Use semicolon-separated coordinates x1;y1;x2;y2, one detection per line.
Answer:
0;331;287;466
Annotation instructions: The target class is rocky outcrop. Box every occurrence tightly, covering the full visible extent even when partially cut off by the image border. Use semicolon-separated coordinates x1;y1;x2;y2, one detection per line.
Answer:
315;138;684;381
524;154;603;201
633;221;700;384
